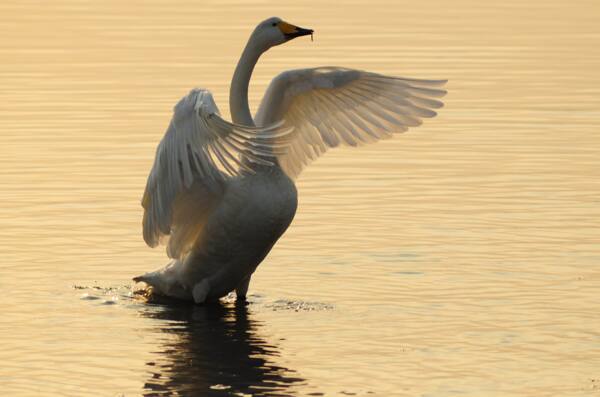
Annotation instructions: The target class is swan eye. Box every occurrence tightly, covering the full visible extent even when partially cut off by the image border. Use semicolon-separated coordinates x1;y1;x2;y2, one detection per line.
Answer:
272;22;277;27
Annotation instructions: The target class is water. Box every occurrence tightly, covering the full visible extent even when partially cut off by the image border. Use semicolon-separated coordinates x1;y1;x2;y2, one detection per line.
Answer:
1;0;599;395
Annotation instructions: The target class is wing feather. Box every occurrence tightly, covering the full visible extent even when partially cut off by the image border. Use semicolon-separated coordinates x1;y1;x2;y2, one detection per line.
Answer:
255;67;446;178
143;88;291;259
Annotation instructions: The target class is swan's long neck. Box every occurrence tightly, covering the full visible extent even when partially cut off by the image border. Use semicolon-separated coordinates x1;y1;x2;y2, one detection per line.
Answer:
230;37;264;126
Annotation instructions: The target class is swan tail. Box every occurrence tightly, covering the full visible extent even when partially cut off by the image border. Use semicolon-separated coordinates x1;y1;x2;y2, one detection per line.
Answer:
133;260;190;300
132;271;160;285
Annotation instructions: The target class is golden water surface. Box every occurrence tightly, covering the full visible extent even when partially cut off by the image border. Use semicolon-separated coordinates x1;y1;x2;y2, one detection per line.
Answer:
1;0;599;396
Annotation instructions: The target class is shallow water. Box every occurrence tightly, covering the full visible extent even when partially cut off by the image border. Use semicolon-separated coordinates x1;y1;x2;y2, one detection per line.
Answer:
1;0;600;396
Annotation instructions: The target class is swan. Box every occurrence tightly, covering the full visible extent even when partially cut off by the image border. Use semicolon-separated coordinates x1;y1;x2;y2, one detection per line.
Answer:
133;17;446;303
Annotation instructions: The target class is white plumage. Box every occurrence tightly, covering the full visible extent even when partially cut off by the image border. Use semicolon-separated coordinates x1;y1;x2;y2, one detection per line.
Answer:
134;17;446;303
256;67;446;178
142;89;291;259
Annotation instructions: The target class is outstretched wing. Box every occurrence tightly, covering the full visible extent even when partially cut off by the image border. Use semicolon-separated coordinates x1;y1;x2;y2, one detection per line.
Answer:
255;67;447;178
143;88;288;259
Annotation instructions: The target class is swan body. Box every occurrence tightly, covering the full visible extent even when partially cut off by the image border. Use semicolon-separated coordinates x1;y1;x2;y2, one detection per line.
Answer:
134;17;446;303
136;168;296;302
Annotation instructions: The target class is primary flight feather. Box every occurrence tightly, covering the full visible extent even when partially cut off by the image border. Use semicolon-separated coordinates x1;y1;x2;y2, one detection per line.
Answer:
134;17;446;303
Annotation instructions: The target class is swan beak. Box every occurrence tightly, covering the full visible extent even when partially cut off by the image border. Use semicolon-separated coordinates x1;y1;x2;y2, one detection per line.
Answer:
280;22;314;40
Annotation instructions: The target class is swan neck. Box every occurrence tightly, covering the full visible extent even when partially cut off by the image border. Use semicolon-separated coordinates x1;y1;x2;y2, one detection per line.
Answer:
230;38;264;126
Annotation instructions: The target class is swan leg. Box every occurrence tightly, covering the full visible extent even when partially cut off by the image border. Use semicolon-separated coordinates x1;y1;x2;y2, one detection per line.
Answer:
192;279;211;304
235;275;251;301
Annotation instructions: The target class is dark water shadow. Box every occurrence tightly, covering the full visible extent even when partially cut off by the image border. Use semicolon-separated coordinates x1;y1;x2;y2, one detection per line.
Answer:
138;299;305;396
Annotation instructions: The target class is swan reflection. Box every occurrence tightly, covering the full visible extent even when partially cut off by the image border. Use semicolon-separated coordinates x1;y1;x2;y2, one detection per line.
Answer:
139;300;304;396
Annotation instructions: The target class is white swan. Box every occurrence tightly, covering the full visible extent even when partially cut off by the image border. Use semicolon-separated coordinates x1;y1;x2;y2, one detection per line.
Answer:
134;17;446;303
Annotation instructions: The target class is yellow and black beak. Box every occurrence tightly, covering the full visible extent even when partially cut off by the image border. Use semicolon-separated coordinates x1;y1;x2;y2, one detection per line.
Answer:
278;21;314;40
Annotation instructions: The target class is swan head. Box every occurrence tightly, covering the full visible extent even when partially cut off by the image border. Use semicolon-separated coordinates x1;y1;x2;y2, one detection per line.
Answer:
250;17;313;51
